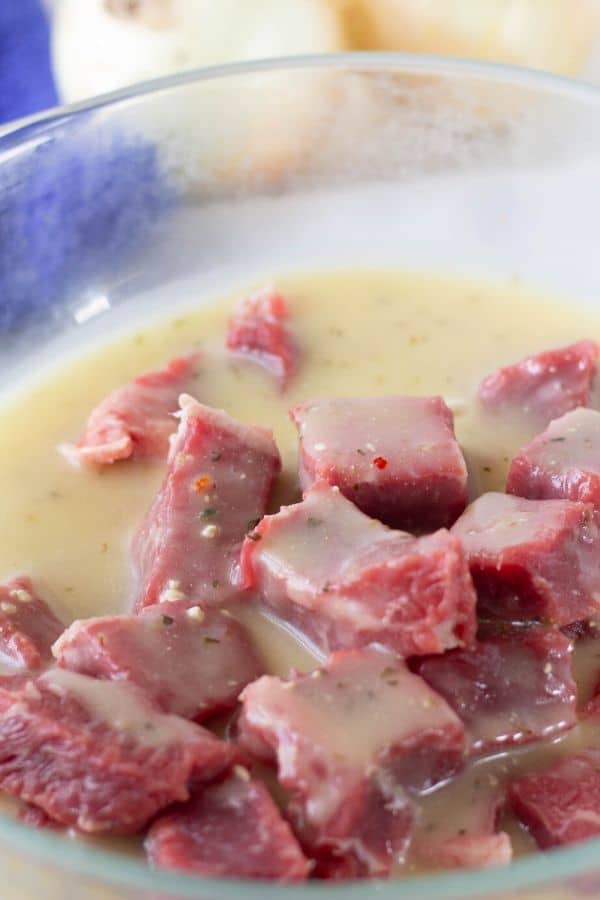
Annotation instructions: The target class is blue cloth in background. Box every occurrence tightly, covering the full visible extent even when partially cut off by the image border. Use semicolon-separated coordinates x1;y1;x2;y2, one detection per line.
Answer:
0;0;57;125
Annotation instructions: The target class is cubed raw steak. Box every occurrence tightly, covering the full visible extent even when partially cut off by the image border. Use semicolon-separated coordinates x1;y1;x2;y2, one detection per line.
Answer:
411;786;511;870
133;394;281;610
60;353;200;466
238;646;465;878
146;768;310;881
0;669;237;833
415;833;512;870
290;395;467;531
509;750;600;848
417;628;577;754
452;492;600;626
0;576;63;670
226;288;299;387
507;407;600;505
240;481;476;657
53;602;263;722
478;340;598;425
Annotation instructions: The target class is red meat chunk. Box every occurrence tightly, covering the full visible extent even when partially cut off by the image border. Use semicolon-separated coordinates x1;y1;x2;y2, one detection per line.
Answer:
18;803;57;830
478;340;598;425
61;353;200;466
146;769;311;881
417;628;577;754
416;833;512;870
507;407;600;505
240;481;476;658
290;395;468;531
53;602;263;722
509;750;600;848
133;395;281;610
226;288;299;387
412;785;511;870
0;669;237;833
0;576;64;671
452;492;600;626
238;646;466;878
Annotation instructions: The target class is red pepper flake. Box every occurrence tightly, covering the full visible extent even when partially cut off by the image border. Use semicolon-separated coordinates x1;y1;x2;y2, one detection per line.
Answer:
194;475;212;493
373;456;388;470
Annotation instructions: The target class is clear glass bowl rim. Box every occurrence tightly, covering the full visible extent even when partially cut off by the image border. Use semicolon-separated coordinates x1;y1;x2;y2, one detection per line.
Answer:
2;51;600;897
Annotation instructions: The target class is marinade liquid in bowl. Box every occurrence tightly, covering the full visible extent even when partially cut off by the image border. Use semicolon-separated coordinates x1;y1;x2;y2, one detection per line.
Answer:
3;55;600;900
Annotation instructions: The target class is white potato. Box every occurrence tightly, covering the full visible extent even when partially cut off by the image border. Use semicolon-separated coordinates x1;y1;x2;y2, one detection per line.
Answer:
333;0;599;75
50;0;347;190
51;0;345;103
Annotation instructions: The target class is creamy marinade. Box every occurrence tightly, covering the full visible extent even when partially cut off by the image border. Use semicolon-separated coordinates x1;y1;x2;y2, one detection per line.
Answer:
2;268;600;875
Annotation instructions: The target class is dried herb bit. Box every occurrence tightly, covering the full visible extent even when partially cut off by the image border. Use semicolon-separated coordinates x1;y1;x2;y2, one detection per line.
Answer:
247;532;262;542
458;828;467;836
212;579;220;589
550;437;567;442
356;448;366;456
200;508;218;519
162;615;174;626
380;666;399;685
373;456;388;470
482;466;492;473
322;581;331;593
204;636;220;644
210;451;222;461
246;518;261;533
49;490;63;500
307;517;323;528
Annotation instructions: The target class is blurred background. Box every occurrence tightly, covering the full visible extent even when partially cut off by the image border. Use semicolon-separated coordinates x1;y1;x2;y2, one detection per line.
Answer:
2;0;600;128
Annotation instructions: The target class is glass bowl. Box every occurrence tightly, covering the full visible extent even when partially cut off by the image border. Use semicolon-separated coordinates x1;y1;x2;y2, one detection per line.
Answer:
2;53;600;900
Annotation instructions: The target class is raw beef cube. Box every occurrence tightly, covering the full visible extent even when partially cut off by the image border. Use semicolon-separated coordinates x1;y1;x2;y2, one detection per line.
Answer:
509;750;600;848
240;481;476;657
507;407;600;505
53;602;263;722
290;395;468;531
133;395;281;610
0;576;64;671
226;288;299;387
416;833;512;870
146;768;310;881
0;669;237;833
18;803;58;830
238;646;466;878
417;628;577;754
452;492;600;626
478;340;598;424
61;353;200;466
412;787;511;870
